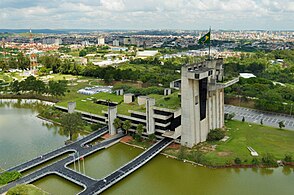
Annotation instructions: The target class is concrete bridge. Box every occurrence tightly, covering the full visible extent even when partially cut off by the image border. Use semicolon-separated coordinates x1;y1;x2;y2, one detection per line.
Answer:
0;127;173;194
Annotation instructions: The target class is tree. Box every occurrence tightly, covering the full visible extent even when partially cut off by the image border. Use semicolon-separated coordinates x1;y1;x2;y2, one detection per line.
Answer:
11;80;20;94
122;120;131;135
61;112;84;141
242;116;245;122
48;80;68;97
260;119;263;125
278;121;285;129
79;50;87;57
135;124;144;142
113;118;122;130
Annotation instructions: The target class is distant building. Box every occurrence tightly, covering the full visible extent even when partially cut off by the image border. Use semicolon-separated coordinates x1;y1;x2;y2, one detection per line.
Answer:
136;50;158;58
130;37;137;45
123;37;131;45
54;38;62;45
113;40;119;47
97;37;105;45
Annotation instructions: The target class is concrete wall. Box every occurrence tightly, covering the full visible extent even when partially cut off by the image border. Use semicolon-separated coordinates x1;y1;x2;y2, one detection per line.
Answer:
164;88;172;96
108;106;117;135
124;94;134;103
68;102;76;113
146;98;155;134
138;96;148;106
181;59;227;148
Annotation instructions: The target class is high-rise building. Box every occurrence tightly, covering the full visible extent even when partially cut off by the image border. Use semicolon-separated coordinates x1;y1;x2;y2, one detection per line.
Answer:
180;58;238;147
113;39;119;46
123;37;131;45
97;37;105;45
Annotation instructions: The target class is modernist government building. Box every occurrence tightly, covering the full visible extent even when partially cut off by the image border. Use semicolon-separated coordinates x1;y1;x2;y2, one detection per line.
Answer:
57;58;239;148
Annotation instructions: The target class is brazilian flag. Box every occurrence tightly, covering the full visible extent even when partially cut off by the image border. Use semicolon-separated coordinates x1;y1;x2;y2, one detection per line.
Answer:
198;31;210;44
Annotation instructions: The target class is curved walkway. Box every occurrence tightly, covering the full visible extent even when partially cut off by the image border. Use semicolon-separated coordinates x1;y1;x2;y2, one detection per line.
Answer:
0;127;122;194
2;127;108;174
80;137;173;195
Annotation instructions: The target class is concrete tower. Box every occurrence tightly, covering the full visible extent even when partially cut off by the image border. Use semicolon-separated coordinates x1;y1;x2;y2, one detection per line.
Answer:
180;58;238;147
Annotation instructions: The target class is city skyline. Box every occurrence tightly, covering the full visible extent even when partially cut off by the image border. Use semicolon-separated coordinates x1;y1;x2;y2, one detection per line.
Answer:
0;0;294;30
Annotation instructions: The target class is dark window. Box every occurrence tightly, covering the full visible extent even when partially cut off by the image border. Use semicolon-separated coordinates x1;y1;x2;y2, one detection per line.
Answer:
195;74;199;79
199;78;207;120
131;113;146;120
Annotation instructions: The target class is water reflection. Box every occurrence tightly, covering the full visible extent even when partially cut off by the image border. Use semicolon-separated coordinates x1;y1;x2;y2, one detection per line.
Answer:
282;166;292;175
0;100;67;169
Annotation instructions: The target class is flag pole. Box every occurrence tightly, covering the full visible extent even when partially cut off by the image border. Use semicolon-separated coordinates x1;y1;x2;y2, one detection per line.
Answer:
208;27;211;60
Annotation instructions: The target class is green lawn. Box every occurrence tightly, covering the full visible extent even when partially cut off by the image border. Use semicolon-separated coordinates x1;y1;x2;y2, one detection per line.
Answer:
155;92;181;110
204;120;294;166
7;184;49;195
57;92;123;116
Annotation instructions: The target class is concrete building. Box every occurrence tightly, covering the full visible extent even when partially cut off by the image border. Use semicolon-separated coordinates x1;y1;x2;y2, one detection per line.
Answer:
123;37;131;45
97;37;105;45
180;58;238;147
55;58;238;148
113;40;119;46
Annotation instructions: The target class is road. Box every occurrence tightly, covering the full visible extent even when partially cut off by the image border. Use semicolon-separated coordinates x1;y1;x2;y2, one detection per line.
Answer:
225;105;294;130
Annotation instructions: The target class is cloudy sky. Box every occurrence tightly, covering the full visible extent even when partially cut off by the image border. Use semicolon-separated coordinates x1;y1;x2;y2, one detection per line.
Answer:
0;0;293;30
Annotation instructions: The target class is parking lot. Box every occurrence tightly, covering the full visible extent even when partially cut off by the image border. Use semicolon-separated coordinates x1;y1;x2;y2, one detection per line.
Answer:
224;105;294;131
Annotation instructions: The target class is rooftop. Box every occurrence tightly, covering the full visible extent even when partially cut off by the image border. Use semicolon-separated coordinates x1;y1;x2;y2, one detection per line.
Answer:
56;91;181;117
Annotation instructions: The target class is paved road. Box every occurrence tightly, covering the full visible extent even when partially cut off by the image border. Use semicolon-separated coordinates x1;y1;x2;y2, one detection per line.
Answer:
81;137;173;195
225;105;294;130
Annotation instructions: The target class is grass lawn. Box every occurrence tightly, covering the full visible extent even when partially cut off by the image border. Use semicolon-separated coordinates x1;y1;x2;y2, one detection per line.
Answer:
57;92;124;116
164;120;294;166
155;92;181;110
204;120;294;166
7;184;49;195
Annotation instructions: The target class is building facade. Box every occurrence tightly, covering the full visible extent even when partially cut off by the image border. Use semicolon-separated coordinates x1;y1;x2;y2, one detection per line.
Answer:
180;58;238;147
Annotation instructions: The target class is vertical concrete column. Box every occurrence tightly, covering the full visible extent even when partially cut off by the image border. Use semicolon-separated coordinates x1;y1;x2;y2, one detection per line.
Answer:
212;92;216;129
146;98;155;134
68;102;76;113
216;90;220;128
220;89;225;127
108;106;117;135
181;76;198;147
208;93;213;131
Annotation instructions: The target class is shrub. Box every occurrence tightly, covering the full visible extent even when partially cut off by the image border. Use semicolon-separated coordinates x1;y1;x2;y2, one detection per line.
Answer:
224;113;235;120
252;158;260;165
190;151;206;164
234;157;242;164
0;171;22;185
261;153;277;166
207;128;225;141
148;133;156;142
90;123;103;131
177;146;186;160
284;154;292;162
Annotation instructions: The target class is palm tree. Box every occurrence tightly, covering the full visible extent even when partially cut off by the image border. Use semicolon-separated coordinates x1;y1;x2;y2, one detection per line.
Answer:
122;120;131;135
61;112;84;141
113;118;122;130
